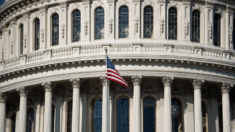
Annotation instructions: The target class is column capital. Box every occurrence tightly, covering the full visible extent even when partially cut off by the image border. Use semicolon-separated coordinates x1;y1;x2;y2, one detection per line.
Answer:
70;78;80;88
193;79;204;89
131;75;142;86
0;92;7;103
162;76;173;87
100;77;110;87
221;83;232;93
17;87;28;97
42;82;53;92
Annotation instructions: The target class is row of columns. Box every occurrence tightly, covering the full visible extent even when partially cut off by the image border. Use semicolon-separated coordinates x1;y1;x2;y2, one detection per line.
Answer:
0;77;233;132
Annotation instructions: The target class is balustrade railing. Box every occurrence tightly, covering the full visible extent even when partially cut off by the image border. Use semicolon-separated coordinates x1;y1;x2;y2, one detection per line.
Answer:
0;44;234;70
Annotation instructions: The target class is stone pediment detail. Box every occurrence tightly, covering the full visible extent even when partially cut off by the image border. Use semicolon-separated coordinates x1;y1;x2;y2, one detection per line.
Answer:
142;0;154;7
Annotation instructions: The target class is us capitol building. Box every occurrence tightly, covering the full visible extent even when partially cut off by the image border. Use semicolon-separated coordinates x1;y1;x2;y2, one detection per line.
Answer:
0;0;235;132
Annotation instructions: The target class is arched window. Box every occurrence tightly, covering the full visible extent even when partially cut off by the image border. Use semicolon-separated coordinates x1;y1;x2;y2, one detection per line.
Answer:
26;108;34;132
19;24;24;54
95;7;105;40
51;104;55;132
143;96;156;132
192;10;200;43
91;97;102;132
51;13;59;46
119;6;129;38
67;101;72;132
214;14;221;47
219;104;223;132
10;113;16;132
168;7;177;40
202;102;208;132
34;18;40;50
117;96;129;132
144;6;153;38
72;10;81;42
233;19;235;50
172;98;183;132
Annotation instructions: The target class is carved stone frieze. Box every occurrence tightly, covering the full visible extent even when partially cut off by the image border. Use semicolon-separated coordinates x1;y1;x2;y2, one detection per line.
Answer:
221;83;232;93
84;20;89;36
61;24;66;39
185;21;189;36
42;82;52;92
0;92;7;103
41;29;44;43
160;18;165;34
208;23;213;39
142;0;154;7
193;79;204;89
132;75;142;86
229;27;233;46
134;18;139;33
162;76;173;87
70;78;80;88
17;87;28;97
109;18;114;34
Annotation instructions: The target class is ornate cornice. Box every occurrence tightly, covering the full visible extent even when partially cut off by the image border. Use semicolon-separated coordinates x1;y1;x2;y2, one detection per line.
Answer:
0;92;7;103
42;82;52;92
162;76;173;87
100;77;110;87
221;83;232;93
70;78;80;88
17;87;27;97
193;79;204;89
131;75;142;86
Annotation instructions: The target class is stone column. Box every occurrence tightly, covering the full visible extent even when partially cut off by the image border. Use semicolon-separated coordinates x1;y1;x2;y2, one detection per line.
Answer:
39;7;48;50
221;83;232;132
23;13;30;54
70;78;81;132
101;77;110;132
163;76;173;132
42;82;53;132
17;87;28;132
225;7;234;50
205;3;214;46
132;76;142;132
0;92;6;132
193;79;204;132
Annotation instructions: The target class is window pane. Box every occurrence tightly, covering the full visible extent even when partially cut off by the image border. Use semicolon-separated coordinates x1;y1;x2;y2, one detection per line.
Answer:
144;6;153;38
20;24;24;54
72;10;81;42
117;97;129;132
67;101;72;132
95;7;104;40
119;6;129;38
26;108;34;132
168;8;177;40
52;14;59;46
91;98;102;132
172;98;182;132
11;113;16;132
192;10;200;43
233;19;235;50
34;18;40;50
202;102;207;132
143;97;156;132
214;14;221;47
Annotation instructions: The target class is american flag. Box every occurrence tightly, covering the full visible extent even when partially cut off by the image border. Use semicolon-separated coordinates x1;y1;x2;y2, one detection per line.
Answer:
106;56;128;87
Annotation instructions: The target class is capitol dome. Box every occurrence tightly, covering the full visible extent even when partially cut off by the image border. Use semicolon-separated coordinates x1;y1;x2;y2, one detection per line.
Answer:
0;0;235;132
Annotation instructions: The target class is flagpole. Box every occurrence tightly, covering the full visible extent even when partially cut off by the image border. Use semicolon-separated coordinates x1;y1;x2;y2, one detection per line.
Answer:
105;49;109;132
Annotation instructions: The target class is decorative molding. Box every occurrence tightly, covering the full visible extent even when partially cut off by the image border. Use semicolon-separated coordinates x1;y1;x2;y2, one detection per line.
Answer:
221;83;232;93
70;78;80;88
17;87;27;97
192;3;202;12
117;0;130;8
160;18;165;34
162;76;173;87
91;1;105;9
215;8;222;15
23;34;27;48
193;79;204;89
70;3;81;11
61;24;66;39
10;40;13;55
0;92;7;103
185;21;189;36
167;1;179;10
132;75;142;86
84;20;89;36
229;27;233;47
41;29;44;43
109;18;114;34
208;22;213;40
142;0;154;7
42;82;52;92
134;18;139;33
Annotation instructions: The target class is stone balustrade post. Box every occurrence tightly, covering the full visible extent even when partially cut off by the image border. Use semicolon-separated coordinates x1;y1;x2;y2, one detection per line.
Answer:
0;92;6;132
70;78;81;132
221;83;232;132
17;87;28;132
193;79;204;132
132;75;142;132
42;82;53;132
163;76;173;132
101;77;110;132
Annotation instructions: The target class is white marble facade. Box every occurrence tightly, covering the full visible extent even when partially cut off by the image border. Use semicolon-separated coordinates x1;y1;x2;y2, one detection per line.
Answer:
0;0;235;132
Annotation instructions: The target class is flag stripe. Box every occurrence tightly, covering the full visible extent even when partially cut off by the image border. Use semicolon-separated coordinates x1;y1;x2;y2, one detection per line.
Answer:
107;77;128;87
106;73;128;85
